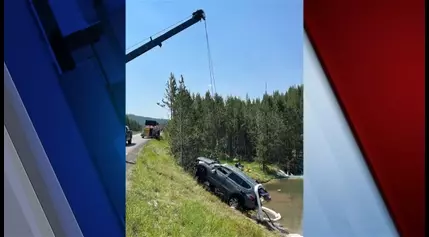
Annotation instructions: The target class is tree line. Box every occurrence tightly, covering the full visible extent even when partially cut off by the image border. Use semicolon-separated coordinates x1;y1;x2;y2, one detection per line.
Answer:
161;73;303;175
126;115;142;131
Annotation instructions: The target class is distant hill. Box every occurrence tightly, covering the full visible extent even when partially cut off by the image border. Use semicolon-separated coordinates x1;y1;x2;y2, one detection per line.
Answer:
127;114;169;126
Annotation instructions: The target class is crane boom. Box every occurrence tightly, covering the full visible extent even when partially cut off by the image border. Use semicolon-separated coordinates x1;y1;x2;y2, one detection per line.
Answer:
126;9;206;63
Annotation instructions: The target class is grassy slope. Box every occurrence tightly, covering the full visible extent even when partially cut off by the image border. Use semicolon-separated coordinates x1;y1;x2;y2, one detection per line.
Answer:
126;140;276;237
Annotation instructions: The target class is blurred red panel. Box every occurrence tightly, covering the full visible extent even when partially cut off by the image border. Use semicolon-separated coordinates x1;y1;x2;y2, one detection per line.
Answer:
304;0;425;236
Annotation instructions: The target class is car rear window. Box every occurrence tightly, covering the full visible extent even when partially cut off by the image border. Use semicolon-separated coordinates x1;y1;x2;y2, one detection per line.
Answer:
240;181;251;189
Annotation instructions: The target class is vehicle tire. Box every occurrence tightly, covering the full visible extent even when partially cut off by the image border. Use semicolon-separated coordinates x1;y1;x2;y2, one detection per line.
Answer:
195;166;207;183
202;181;212;192
228;195;243;210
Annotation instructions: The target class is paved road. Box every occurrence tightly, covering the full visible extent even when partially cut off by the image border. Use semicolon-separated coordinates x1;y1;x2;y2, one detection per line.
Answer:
126;133;150;166
126;133;148;156
126;133;150;189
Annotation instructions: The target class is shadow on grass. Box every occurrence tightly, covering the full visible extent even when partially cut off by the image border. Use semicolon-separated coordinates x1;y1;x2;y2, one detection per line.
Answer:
126;160;136;165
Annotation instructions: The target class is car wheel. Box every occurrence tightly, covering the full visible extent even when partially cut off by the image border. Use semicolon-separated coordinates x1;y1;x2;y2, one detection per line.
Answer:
196;166;207;182
228;195;241;209
202;181;212;191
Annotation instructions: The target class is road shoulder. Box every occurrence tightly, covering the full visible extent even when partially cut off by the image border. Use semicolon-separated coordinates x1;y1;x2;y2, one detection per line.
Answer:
126;139;149;190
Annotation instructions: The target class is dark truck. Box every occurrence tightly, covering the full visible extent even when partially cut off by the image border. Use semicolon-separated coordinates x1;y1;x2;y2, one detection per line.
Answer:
195;157;271;210
142;120;161;139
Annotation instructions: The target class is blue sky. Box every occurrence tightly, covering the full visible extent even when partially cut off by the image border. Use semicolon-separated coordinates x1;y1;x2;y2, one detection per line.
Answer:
126;0;303;119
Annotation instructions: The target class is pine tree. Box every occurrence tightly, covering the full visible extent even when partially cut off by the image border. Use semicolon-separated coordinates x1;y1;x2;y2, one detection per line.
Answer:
160;73;178;118
163;72;304;175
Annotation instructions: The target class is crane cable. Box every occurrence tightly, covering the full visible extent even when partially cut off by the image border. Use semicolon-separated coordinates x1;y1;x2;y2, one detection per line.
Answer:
203;19;221;153
204;20;217;96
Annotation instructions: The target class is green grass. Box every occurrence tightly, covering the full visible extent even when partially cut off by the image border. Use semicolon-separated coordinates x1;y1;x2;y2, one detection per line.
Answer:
221;160;278;183
126;140;277;237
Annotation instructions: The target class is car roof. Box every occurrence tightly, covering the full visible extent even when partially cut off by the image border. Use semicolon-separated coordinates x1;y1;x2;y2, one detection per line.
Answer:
196;157;259;187
196;157;218;165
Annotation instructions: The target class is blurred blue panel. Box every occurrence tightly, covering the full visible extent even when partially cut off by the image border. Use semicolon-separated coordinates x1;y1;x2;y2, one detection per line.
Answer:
4;0;125;236
49;0;89;35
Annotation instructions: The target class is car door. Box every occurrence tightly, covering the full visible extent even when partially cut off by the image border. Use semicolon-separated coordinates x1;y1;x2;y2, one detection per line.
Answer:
225;172;246;195
210;166;231;194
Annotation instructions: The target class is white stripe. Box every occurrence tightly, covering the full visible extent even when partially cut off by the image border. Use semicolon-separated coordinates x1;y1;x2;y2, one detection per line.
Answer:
4;125;54;237
4;63;83;237
303;32;398;237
